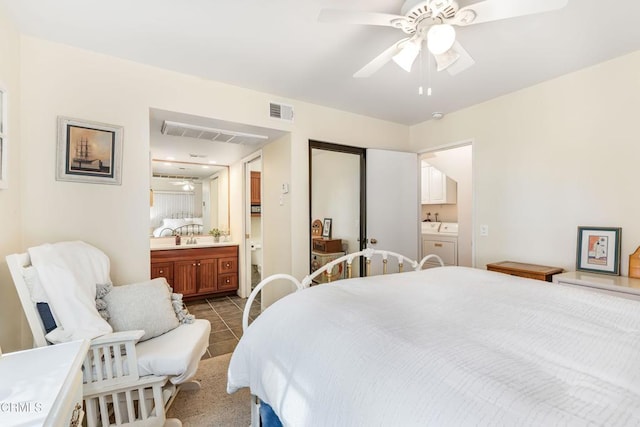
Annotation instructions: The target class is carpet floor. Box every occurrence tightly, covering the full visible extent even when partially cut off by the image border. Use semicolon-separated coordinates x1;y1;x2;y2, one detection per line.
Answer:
167;353;251;426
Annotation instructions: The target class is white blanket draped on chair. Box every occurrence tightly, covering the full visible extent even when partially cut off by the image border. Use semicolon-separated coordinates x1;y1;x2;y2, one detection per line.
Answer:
28;241;113;342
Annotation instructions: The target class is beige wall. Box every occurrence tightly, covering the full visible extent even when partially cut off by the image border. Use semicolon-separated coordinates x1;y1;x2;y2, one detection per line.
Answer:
0;4;26;352
1;28;408;349
410;51;640;273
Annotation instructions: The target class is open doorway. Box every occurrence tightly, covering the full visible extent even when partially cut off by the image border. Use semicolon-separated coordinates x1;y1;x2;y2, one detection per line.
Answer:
419;143;473;267
245;155;263;290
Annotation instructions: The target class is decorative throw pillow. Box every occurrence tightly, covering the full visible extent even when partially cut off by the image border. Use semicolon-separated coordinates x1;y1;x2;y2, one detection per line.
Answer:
95;282;113;321
171;292;195;324
103;278;179;341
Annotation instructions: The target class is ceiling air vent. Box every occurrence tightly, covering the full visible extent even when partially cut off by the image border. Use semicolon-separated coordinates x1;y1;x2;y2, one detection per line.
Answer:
269;102;294;122
161;120;269;145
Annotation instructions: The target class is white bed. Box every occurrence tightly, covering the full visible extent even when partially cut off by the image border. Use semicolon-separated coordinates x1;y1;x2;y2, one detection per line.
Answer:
227;264;640;426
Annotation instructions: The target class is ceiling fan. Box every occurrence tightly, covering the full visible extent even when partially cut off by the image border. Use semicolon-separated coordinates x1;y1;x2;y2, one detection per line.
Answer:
319;0;568;78
171;180;195;191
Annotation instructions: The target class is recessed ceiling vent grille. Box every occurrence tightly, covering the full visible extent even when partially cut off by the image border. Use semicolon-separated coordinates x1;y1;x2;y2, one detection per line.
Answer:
161;120;269;145
269;102;294;122
152;173;200;180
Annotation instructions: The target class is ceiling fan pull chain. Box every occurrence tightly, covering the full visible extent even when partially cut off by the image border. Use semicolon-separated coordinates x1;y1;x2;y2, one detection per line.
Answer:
427;51;432;96
418;49;424;95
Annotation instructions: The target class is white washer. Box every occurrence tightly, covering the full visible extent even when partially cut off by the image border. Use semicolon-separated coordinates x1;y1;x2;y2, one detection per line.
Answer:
421;222;458;267
421;222;442;234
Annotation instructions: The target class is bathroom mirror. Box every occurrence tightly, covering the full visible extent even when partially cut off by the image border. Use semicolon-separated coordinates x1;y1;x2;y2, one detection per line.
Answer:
150;163;229;237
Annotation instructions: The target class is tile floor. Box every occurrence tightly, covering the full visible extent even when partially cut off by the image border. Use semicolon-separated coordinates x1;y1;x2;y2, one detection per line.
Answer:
186;294;261;359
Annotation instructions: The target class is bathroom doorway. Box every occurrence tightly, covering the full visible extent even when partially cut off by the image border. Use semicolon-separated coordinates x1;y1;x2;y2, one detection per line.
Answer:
245;155;263;289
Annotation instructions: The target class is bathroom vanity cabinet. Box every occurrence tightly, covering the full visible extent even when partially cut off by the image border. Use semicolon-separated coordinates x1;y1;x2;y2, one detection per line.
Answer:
151;244;238;299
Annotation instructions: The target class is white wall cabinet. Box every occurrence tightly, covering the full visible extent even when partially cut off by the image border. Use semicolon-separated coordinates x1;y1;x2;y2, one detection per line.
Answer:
421;165;457;204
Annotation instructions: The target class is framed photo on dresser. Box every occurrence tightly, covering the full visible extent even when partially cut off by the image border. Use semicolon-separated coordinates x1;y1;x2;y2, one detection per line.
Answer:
576;226;621;275
322;218;332;238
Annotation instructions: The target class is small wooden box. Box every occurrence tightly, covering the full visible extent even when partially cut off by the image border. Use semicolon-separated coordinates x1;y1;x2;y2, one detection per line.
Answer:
312;238;343;253
629;247;640;279
486;261;563;282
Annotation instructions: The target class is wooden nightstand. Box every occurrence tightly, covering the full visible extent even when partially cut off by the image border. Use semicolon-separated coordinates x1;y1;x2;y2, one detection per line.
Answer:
552;271;640;300
486;261;563;282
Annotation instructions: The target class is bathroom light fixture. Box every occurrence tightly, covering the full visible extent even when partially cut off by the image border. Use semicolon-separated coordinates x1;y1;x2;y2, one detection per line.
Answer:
392;39;422;72
427;24;456;55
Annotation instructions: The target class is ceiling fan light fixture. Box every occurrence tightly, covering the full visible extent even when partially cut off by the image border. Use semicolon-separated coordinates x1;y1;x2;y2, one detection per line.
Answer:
427;24;456;55
392;39;421;72
434;48;460;71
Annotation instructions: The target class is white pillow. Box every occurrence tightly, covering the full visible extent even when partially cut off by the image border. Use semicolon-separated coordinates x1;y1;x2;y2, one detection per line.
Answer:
103;278;179;341
23;266;49;303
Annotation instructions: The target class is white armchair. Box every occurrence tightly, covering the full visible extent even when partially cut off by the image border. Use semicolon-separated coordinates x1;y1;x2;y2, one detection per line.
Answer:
6;249;211;427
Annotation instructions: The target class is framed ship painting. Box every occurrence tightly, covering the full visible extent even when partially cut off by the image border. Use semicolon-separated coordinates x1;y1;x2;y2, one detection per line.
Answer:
56;116;123;185
576;226;621;275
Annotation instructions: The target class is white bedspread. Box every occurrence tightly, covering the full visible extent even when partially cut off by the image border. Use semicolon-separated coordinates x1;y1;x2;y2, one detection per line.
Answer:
29;241;113;342
228;266;640;426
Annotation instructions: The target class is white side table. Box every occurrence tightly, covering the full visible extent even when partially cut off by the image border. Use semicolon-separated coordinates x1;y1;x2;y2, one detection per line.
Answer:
552;271;640;300
0;340;89;426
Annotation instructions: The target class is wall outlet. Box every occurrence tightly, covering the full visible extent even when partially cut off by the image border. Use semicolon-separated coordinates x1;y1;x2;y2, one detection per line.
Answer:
480;225;489;237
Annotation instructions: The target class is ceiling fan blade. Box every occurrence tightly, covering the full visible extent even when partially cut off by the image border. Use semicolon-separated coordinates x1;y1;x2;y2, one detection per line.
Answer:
318;9;408;27
451;0;568;26
353;39;407;78
434;41;475;75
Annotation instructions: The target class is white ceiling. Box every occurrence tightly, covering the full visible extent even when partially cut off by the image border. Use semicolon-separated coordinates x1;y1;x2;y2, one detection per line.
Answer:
3;0;640;127
149;109;287;178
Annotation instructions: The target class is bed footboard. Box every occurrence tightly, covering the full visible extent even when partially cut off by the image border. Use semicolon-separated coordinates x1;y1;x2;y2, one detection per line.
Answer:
242;249;444;332
242;274;303;331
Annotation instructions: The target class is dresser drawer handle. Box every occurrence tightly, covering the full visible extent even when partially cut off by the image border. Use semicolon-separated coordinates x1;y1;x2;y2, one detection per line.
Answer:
225;262;231;268
159;270;163;274
225;278;230;284
434;243;443;247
